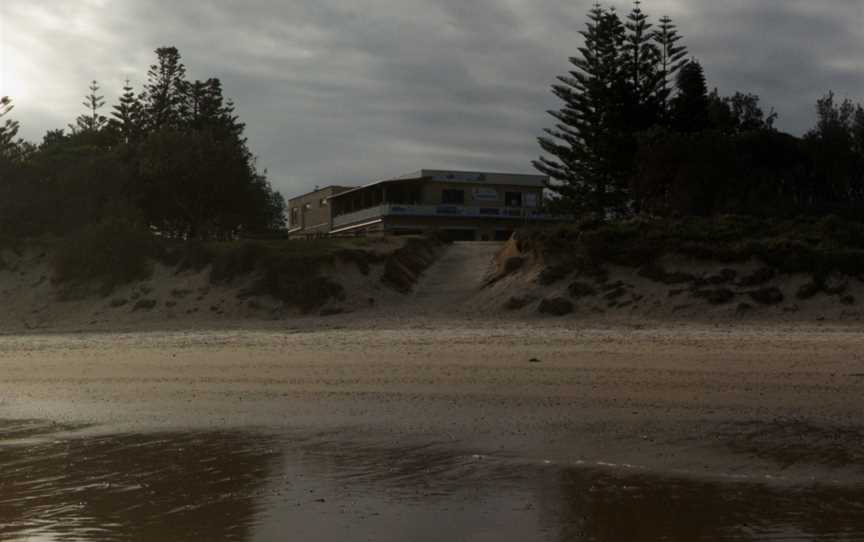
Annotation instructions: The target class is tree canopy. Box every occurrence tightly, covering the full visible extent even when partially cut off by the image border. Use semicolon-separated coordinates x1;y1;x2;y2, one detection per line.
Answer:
535;1;864;221
0;47;286;241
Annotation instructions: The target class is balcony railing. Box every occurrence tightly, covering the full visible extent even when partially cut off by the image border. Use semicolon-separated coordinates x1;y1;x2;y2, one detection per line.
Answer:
332;204;570;229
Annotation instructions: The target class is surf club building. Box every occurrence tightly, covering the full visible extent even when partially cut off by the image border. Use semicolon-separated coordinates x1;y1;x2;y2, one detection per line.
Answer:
287;169;563;241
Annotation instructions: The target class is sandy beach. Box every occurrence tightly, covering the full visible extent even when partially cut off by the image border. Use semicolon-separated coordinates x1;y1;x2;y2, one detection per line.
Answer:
1;319;863;468
2;319;864;540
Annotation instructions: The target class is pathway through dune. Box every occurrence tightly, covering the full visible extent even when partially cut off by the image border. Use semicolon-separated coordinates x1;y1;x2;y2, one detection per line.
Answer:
403;241;503;316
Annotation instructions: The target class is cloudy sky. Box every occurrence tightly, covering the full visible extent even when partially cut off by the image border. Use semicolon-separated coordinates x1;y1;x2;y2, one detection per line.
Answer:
1;0;863;197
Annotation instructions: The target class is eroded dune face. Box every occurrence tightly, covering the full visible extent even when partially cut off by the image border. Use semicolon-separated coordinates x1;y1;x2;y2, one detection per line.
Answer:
2;230;863;334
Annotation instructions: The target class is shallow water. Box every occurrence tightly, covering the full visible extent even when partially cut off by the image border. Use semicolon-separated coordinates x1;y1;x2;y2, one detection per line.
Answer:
2;421;864;542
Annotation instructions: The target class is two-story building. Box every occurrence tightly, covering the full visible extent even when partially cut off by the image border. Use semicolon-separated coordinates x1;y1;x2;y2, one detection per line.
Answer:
286;185;353;237
287;169;563;241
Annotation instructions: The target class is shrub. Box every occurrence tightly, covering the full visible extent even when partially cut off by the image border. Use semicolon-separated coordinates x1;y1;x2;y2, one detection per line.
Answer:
516;216;864;280
797;282;821;300
504;257;526;274
538;264;571;286
538;298;574;316
568;281;598;299
505;297;532;310
53;219;156;294
749;287;784;305
693;288;736;305
638;264;696;285
738;268;776;287
133;299;157;311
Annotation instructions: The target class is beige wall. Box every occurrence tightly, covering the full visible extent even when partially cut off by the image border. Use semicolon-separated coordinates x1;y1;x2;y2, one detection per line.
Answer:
288;187;348;235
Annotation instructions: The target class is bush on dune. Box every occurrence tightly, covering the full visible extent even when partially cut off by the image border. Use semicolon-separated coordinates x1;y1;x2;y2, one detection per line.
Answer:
53;218;157;295
517;215;864;279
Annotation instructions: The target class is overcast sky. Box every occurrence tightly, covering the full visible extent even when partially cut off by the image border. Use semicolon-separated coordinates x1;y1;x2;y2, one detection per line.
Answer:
2;0;863;197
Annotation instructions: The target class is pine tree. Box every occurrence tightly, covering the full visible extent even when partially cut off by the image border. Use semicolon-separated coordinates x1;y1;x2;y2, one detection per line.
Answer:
111;79;143;143
534;4;632;216
671;59;709;132
141;47;189;130
624;1;663;129
185;78;244;142
71;80;108;133
654;15;688;116
0;97;20;156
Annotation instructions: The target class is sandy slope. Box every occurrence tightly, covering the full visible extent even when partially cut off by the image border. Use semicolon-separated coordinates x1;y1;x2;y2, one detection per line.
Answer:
3;238;863;334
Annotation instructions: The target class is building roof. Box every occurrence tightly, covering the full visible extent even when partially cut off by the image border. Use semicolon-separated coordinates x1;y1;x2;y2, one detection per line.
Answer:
329;169;548;200
287;185;353;203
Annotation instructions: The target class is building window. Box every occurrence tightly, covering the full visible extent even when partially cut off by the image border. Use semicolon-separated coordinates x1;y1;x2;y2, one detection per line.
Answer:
320;198;328;207
290;207;299;227
505;192;523;207
442;189;465;204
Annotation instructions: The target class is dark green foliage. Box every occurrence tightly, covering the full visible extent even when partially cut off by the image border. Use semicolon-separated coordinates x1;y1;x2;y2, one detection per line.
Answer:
693;288;735;305
737;303;754;314
70;81;108;134
0;96;21;156
568;281;598;299
538;264;572;285
53;218;157;293
654;15;688;114
748;287;784;305
533;4;864;220
737;268;775;287
797;282;821;300
535;3;691;217
0;47;286;244
164;238;390;312
603;286;628;301
696;269;737;287
671;60;709;133
110;80;143;144
632;128;807;217
624;2;664;130
336;249;377;276
505;297;532;311
504;257;526;275
538;298;574;316
707;91;777;134
141;47;189;131
534;4;634;216
638;263;695;284
133;299;158;311
517;216;864;278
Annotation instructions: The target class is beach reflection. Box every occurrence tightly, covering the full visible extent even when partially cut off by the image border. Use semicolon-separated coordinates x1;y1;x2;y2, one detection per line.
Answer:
1;421;864;541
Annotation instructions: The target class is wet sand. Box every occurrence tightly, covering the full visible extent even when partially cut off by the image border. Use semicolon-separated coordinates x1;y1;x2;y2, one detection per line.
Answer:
1;320;864;540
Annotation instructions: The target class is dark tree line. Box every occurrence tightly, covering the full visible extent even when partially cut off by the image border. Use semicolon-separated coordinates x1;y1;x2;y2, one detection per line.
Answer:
536;2;864;220
0;47;286;241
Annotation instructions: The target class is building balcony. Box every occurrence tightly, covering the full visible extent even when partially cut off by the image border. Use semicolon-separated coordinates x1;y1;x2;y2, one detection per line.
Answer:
332;204;570;229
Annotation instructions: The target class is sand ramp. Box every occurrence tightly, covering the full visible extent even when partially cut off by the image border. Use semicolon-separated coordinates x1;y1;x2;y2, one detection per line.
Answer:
405;241;503;314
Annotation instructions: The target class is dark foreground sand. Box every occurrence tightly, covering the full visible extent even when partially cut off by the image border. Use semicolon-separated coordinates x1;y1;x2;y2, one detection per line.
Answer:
1;320;864;540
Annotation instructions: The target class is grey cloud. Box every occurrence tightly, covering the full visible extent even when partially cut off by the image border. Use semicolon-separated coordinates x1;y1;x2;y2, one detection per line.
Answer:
3;0;864;197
